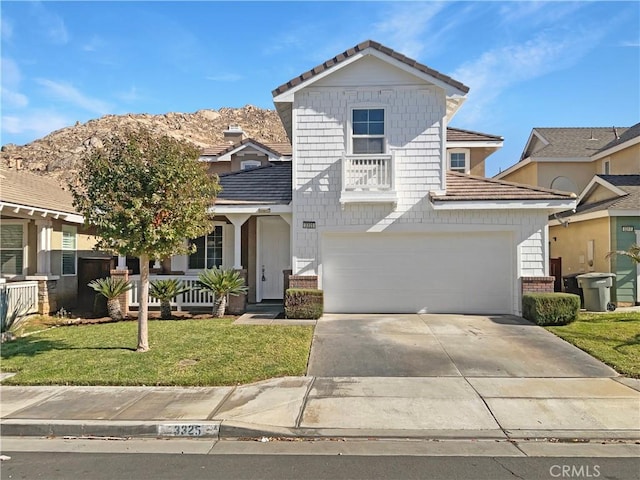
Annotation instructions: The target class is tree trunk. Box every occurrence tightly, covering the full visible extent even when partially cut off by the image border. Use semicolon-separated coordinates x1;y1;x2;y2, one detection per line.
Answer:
137;253;150;352
107;299;123;322
214;294;226;318
160;299;171;320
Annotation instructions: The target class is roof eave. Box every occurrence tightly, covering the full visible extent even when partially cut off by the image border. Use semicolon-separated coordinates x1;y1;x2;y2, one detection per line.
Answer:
0;201;84;224
430;198;577;212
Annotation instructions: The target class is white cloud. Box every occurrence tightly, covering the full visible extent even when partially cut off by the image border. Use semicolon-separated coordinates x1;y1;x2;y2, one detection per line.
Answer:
372;2;448;58
31;1;69;45
1;87;29;108
115;86;143;103
1;57;22;87
36;79;111;115
1;17;13;41
620;40;640;47
2;110;70;139
82;35;106;52
451;29;604;125
206;73;243;82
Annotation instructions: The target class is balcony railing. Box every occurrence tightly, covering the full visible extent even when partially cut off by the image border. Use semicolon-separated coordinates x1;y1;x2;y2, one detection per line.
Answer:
341;153;397;204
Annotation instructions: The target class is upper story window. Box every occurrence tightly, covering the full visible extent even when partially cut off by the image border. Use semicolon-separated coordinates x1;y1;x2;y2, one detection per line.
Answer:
0;221;27;277
448;149;470;174
189;225;223;270
241;160;262;170
61;225;77;276
352;108;385;154
603;160;610;175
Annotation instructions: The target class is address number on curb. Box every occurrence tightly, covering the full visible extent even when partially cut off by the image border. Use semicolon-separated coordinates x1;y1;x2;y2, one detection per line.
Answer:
157;423;220;437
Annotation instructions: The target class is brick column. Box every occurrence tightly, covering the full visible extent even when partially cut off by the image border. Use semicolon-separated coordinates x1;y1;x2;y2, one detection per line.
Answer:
521;276;555;295
288;275;318;290
227;269;247;315
110;269;131;316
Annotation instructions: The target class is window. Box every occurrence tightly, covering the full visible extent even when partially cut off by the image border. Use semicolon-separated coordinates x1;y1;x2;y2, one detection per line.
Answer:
189;225;223;269
352;108;385;154
62;225;77;276
448;149;469;174
603;160;610;175
0;222;26;276
241;160;261;170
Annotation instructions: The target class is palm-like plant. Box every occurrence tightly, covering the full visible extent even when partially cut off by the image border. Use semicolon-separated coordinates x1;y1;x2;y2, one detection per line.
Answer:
88;277;133;322
606;243;640;264
149;279;191;319
196;268;248;318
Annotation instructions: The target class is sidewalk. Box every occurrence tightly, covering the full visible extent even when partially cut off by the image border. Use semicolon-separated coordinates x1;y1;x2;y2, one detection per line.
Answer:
2;375;639;441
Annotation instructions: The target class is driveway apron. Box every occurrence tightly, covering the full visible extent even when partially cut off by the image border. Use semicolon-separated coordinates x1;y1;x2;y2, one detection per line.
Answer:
307;314;617;378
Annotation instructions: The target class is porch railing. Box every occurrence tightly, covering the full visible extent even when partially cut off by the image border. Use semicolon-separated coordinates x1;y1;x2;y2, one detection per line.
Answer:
0;280;39;316
128;275;214;310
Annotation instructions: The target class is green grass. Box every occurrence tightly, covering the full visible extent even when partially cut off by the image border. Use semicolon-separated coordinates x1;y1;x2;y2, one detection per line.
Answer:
545;311;640;378
1;319;314;386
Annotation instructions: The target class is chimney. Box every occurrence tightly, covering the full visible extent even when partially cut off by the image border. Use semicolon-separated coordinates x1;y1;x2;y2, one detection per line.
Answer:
223;125;245;144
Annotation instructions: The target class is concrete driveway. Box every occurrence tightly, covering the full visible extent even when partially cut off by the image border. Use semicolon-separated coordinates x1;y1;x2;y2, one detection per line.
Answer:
307;314;617;378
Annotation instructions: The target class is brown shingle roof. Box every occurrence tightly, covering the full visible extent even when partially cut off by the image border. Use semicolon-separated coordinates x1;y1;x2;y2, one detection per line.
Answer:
272;40;469;98
446;127;503;142
0;165;77;214
432;172;576;202
525;127;630;159
201;139;292;157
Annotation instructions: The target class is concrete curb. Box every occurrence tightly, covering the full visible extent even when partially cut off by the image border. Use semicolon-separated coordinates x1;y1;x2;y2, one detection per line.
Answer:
3;419;638;442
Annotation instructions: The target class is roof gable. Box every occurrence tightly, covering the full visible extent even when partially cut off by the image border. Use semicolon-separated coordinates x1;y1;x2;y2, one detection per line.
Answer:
272;40;468;100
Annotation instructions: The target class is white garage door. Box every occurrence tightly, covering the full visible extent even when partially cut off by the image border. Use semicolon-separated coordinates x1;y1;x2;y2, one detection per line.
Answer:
322;231;513;314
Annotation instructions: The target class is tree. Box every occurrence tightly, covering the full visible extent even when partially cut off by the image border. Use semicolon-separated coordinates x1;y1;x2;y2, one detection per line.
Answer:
71;127;220;351
150;279;191;319
606;243;640;264
88;277;133;322
197;268;248;318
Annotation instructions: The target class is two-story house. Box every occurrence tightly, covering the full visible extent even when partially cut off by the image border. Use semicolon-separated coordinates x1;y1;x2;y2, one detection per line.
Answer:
496;124;640;305
149;40;574;316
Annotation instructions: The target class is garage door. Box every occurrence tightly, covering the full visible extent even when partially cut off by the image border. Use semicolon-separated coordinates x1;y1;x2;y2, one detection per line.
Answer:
322;231;513;314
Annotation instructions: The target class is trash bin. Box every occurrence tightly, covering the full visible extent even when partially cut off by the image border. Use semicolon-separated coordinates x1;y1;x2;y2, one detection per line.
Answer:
576;273;616;312
562;273;584;307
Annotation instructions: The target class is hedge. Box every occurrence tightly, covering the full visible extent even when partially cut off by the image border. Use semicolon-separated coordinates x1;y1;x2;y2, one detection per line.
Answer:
522;293;580;326
285;289;323;320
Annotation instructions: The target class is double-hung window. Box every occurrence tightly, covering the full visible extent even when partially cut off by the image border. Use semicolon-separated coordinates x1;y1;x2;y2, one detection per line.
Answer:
448;149;469;174
352;108;385;154
62;225;77;276
189;225;223;269
0;222;26;276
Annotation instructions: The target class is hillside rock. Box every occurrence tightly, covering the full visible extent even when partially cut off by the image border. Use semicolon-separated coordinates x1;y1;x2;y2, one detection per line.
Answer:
1;105;288;181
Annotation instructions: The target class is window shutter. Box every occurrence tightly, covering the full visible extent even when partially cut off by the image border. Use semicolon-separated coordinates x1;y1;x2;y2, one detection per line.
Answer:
62;227;77;275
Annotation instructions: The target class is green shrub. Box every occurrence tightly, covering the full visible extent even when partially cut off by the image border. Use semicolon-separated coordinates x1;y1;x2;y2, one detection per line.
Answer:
522;293;580;326
285;289;323;320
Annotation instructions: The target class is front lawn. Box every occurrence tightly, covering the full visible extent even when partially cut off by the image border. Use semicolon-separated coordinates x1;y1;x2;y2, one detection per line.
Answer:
1;319;314;386
545;311;640;378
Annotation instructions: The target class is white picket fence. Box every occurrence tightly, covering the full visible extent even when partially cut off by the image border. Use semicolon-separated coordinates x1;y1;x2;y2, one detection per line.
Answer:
1;280;39;316
128;275;214;310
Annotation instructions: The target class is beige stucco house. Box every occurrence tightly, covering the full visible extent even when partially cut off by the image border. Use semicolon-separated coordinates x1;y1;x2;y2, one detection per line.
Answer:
0;165;111;313
496;123;640;304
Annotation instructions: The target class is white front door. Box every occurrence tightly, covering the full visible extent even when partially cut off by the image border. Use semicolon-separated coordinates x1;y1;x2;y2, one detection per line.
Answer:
257;216;291;301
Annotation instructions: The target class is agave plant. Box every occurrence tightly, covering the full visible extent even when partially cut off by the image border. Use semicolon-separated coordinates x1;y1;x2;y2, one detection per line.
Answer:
606;243;640;265
196;268;248;318
88;277;133;322
149;278;191;319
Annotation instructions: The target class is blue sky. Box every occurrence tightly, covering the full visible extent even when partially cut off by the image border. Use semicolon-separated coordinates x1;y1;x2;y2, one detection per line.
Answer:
1;1;638;176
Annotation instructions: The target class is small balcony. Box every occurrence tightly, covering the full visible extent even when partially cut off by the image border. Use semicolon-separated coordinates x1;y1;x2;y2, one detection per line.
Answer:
340;153;397;204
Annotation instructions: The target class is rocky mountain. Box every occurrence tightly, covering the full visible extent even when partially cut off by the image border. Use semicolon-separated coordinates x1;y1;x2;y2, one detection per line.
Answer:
1;105;288;181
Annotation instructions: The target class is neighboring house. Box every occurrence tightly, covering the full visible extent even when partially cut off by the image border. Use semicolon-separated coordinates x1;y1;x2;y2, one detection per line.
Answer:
496;123;639;304
494;124;639;194
156;40;575;316
0;165;111;313
551;175;640;305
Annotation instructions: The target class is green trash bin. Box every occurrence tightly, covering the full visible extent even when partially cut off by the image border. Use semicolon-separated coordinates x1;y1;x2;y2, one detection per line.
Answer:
576;273;616;312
